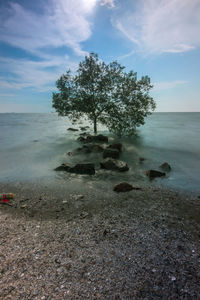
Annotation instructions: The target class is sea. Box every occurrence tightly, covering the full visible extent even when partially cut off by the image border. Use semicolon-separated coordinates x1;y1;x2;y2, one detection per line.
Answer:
0;113;199;195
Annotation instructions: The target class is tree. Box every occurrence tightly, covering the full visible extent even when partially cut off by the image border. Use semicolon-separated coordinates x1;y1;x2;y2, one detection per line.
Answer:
52;53;156;136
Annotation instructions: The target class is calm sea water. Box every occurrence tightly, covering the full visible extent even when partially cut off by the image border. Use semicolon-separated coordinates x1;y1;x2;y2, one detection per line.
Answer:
0;113;199;194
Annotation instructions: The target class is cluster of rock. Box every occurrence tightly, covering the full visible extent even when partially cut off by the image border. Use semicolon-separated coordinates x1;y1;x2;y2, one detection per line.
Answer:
55;129;172;192
55;132;129;175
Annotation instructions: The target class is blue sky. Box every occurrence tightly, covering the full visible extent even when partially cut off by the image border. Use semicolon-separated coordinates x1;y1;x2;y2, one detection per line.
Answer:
0;0;200;112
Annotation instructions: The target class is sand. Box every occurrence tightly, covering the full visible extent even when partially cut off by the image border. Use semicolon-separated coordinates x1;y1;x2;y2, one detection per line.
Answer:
0;181;200;299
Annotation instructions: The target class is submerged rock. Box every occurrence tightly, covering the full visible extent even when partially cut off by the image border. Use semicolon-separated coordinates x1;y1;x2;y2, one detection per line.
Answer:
107;143;123;152
54;163;95;175
67;128;79;131
139;157;145;163
69;163;95;175
54;163;71;171
77;134;108;143
80;126;90;131
113;182;134;193
103;148;120;159
160;162;171;172
100;158;129;172
146;169;166;179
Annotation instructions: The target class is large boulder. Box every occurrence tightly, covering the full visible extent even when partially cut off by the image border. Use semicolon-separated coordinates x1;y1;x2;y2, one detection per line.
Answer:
103;148;120;159
146;169;165;179
100;158;129;172
113;182;134;193
160;162;171;172
69;163;95;175
107;143;123;152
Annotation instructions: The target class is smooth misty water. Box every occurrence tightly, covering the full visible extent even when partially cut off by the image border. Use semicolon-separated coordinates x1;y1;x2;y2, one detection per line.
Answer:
0;113;199;194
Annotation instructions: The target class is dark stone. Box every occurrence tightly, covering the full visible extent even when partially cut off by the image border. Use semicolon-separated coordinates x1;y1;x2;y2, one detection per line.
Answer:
113;182;134;193
80;126;90;131
160;162;171;172
107;143;123;152
103;148;120;159
100;158;129;172
139;157;145;162
67;128;79;131
69;163;95;175
77;136;86;142
77;134;108;144
90;144;104;152
54;163;71;171
93;135;108;143
146;169;166;179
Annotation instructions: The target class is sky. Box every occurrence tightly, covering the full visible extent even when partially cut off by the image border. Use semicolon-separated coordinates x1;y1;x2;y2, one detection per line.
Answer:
0;0;200;112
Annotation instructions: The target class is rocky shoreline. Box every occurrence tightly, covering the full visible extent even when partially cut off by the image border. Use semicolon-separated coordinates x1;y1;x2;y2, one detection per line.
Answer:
0;181;200;299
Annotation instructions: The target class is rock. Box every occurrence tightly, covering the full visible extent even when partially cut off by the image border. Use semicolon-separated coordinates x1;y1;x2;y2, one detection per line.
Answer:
90;144;104;152
69;163;95;175
80;126;90;131
103;148;120;159
139;157;145;162
107;143;123;152
77;136;87;142
77;145;92;154
67;127;79;131
93;134;108;143
54;163;71;171
146;169;166;179
70;194;84;201
113;182;134;193
100;158;129;172
77;134;108;143
160;162;171;172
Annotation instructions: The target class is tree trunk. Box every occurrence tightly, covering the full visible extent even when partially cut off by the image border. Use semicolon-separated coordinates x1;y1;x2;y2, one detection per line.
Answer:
94;117;97;134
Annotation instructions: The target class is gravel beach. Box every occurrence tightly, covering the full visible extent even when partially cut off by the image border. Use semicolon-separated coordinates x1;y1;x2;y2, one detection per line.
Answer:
0;181;200;299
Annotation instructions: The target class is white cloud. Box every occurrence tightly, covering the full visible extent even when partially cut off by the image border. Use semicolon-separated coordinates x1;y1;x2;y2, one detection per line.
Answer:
113;0;200;54
153;80;188;91
0;56;78;92
0;0;99;57
101;0;115;8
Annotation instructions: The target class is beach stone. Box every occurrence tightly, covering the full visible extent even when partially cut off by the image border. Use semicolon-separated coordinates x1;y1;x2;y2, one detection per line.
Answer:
107;143;123;152
103;148;120;159
160;162;171;172
113;182;134;193
146;169;166;179
100;158;129;172
67;128;79;131
54;163;71;171
68;163;95;175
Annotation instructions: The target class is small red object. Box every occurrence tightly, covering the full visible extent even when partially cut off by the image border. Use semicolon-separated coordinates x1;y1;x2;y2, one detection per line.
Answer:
1;194;9;203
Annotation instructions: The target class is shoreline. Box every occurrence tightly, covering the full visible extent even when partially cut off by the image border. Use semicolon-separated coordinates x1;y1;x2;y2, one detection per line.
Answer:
0;181;200;298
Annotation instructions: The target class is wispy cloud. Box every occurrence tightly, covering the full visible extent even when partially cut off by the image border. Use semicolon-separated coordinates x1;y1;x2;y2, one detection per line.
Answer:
0;0;102;92
113;0;200;54
153;80;188;91
101;0;115;8
0;0;99;57
0;56;78;92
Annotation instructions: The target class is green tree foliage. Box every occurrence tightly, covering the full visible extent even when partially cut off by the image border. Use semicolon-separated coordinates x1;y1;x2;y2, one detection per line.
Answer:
52;53;156;136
